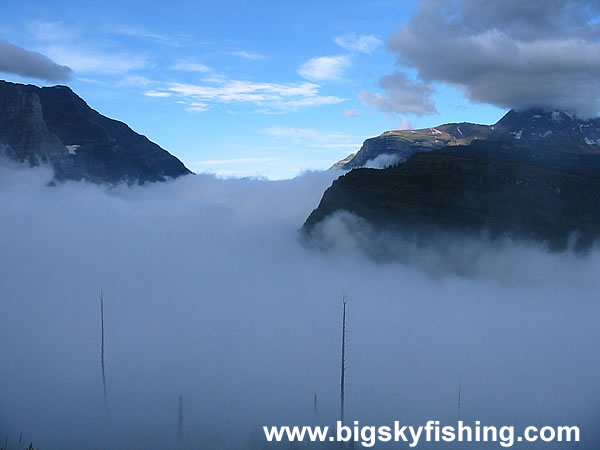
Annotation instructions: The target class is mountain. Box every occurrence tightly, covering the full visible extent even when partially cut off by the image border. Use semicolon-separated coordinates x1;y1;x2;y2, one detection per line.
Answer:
335;109;600;170
0;80;192;183
305;109;600;250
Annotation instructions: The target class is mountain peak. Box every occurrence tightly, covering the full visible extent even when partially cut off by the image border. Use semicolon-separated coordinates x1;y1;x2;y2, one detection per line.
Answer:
491;107;600;148
334;107;600;170
497;108;579;124
0;80;192;184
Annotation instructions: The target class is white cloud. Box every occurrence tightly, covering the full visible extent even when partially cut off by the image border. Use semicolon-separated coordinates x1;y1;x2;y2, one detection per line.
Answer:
344;109;360;117
177;101;209;112
42;45;149;74
167;80;319;100
152;79;344;113
229;51;265;61
297;55;351;81
171;61;212;72
144;90;172;98
334;33;382;54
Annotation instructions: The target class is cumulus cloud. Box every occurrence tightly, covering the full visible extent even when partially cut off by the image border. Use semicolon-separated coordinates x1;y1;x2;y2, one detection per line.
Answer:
344;108;360;117
334;33;382;54
0;40;72;82
297;55;351;81
1;160;600;448
388;0;600;117
359;71;436;115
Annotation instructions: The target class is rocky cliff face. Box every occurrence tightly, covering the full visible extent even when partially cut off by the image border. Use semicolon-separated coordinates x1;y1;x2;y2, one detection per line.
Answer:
335;109;600;170
0;80;192;183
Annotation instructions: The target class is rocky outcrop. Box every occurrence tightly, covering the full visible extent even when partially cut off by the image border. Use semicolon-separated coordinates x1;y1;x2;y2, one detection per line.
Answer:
0;80;192;183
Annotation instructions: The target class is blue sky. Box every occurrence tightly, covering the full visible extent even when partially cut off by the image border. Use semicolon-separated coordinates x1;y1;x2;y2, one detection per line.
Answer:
1;0;507;179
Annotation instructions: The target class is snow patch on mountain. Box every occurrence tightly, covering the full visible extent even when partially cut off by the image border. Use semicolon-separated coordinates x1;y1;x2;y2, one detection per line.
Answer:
65;145;80;155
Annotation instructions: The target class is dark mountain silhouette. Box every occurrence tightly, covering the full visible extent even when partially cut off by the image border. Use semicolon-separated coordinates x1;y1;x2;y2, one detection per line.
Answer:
0;80;192;183
307;110;600;250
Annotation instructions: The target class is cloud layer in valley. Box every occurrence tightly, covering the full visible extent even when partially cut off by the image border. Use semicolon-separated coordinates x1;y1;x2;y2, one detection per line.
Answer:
1;159;600;448
0;39;72;82
364;0;600;118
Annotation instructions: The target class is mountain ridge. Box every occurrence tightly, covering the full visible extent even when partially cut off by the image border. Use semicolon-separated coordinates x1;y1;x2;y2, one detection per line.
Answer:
335;109;600;170
306;109;600;251
0;80;192;184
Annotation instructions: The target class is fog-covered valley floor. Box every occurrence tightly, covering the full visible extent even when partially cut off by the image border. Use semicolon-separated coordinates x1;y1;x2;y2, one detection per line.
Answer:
1;161;600;449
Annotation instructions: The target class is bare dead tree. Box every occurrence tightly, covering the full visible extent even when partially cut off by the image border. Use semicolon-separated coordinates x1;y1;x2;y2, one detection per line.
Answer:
457;380;462;421
340;293;348;425
100;289;108;415
177;395;184;438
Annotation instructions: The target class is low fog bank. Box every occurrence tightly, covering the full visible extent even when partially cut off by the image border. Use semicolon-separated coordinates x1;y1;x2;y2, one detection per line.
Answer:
1;161;600;449
305;211;600;283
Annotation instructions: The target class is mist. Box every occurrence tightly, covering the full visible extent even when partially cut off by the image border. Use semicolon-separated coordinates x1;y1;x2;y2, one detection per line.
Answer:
1;159;600;449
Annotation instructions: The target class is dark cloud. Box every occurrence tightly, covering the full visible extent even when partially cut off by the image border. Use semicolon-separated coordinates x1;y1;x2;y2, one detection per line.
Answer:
359;71;436;115
0;39;72;82
385;0;600;118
